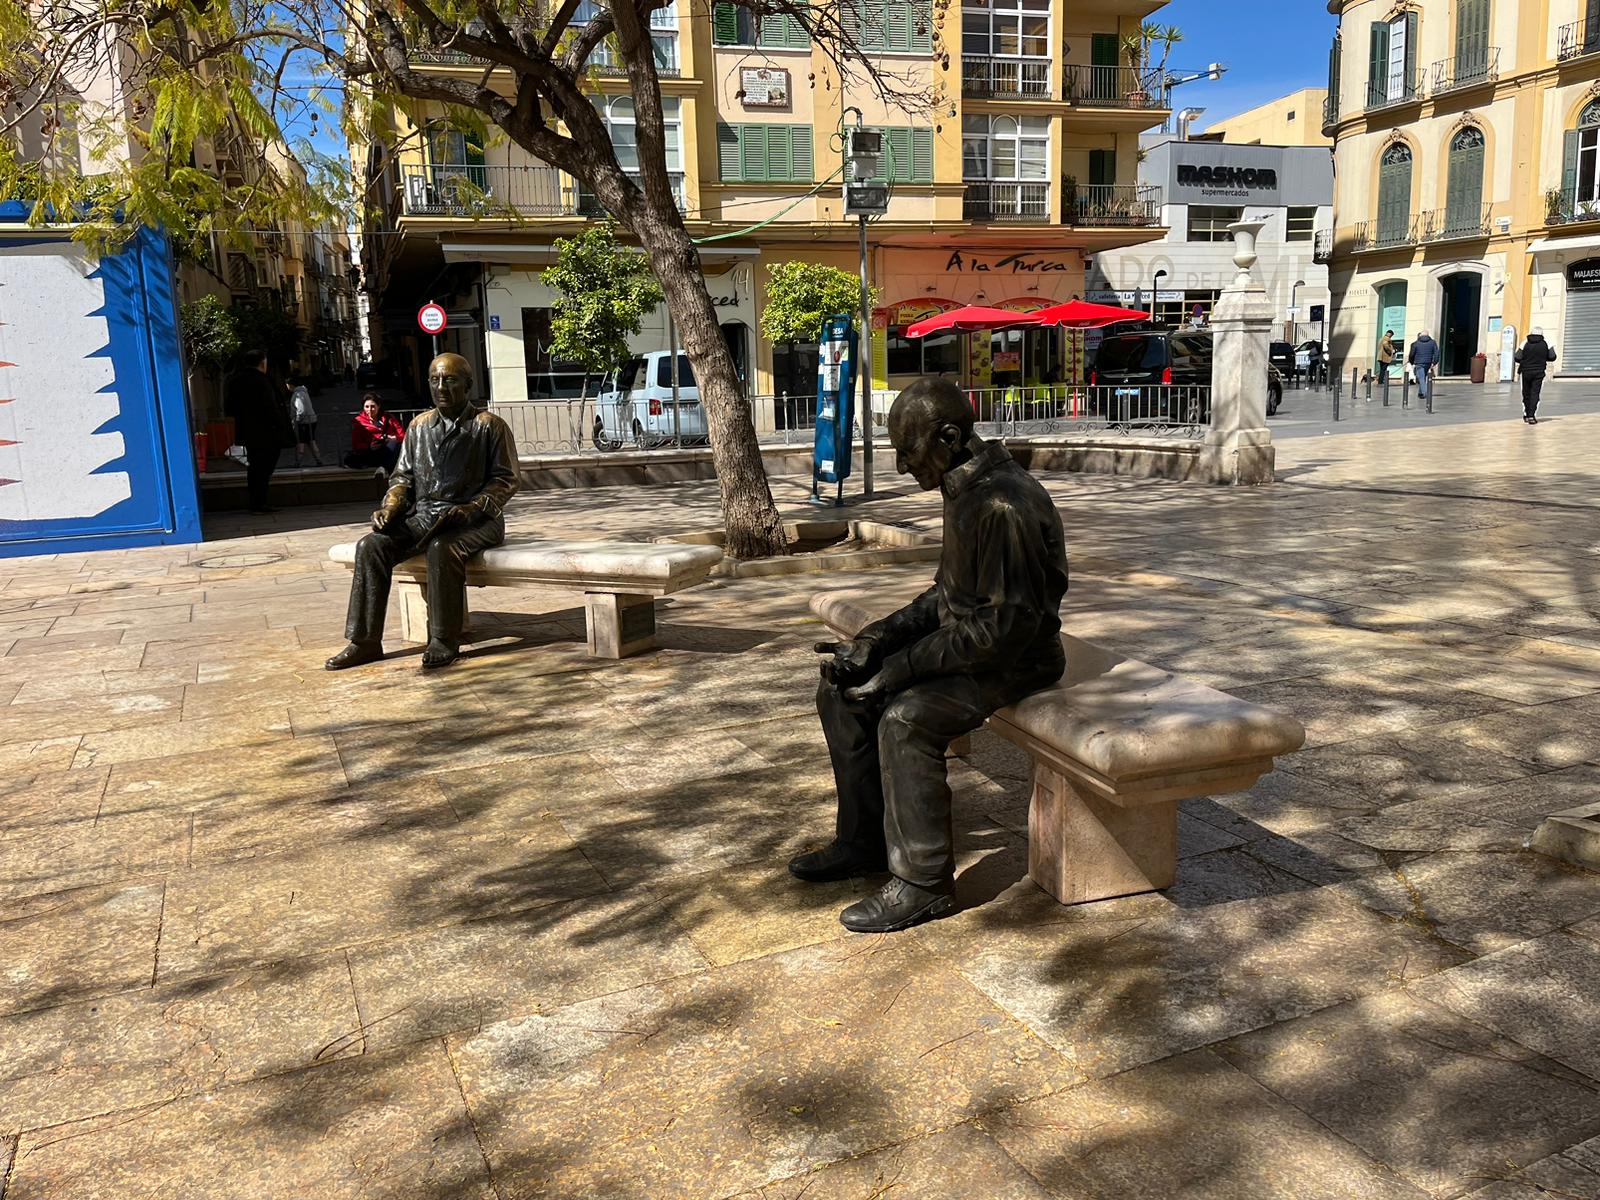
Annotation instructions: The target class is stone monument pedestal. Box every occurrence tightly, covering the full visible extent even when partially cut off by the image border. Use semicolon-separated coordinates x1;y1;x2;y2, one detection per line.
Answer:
1200;219;1277;487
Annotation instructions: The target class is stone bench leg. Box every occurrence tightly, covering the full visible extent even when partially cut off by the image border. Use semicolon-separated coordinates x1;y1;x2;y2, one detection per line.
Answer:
1028;764;1177;905
395;580;469;645
396;580;429;645
585;591;657;659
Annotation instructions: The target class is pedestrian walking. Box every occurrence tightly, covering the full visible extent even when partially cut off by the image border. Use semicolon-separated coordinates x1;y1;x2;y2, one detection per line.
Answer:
1378;330;1397;384
224;349;293;514
290;377;323;466
1514;328;1558;425
1408;330;1440;401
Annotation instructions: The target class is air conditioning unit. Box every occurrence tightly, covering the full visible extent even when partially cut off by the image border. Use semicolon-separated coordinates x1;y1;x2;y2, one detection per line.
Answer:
405;173;429;211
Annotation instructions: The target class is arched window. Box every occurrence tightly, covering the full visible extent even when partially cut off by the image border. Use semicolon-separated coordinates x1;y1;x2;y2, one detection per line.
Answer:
1444;126;1486;236
961;113;1049;218
1376;143;1413;246
1562;101;1600;223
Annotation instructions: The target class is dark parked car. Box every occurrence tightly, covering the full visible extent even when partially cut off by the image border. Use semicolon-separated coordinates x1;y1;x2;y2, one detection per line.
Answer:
1092;329;1284;416
1269;340;1297;379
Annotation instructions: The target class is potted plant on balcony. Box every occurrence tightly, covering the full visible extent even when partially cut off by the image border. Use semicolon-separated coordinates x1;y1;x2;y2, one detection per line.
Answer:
1121;24;1182;106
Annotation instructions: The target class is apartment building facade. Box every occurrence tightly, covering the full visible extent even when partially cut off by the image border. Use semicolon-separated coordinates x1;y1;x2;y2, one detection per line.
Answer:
1323;0;1600;377
362;0;1174;427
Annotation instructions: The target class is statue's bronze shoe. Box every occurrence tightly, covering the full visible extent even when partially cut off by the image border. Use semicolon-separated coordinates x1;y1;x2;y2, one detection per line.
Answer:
788;840;887;883
325;642;382;671
840;877;954;934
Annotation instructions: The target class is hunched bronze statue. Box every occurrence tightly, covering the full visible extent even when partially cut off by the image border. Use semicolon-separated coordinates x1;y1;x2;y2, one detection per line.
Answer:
797;377;1070;933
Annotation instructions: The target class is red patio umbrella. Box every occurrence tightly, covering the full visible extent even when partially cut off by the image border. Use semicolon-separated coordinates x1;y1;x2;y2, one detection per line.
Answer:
906;305;1044;339
1031;299;1150;328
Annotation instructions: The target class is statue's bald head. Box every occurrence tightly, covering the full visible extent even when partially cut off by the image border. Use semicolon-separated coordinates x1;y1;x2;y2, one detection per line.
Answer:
888;377;976;491
427;351;474;418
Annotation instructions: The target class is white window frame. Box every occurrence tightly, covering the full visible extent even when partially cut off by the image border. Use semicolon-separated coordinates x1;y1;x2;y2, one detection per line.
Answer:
1579;106;1600;207
961;0;1051;60
594;94;682;175
1385;15;1408;103
961;114;1050;182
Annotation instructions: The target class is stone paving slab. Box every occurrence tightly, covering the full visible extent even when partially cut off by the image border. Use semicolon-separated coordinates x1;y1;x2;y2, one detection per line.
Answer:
3;410;1600;1194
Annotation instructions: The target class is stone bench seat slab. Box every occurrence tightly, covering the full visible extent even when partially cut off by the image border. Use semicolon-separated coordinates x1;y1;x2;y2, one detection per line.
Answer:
329;539;723;658
811;586;1305;905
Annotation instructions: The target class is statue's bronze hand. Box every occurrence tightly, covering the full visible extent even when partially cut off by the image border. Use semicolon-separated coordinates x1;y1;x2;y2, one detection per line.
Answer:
371;507;401;534
815;639;875;686
842;672;890;704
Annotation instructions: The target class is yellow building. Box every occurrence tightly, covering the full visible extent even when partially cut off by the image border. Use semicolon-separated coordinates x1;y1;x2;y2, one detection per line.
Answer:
1323;0;1600;378
1202;87;1331;146
361;0;1174;428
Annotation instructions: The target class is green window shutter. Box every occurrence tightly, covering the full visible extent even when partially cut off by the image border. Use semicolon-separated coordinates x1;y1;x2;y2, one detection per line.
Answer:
757;12;811;49
717;122;741;179
1446;134;1484;230
911;127;933;182
1367;22;1389;106
766;126;793;180
1091;32;1119;66
1328;38;1340;98
1403;12;1419;97
1088;148;1113;187
1563;129;1581;212
790;125;813;180
740;125;768;180
885;3;910;52
884;128;911;181
909;1;932;51
712;2;738;44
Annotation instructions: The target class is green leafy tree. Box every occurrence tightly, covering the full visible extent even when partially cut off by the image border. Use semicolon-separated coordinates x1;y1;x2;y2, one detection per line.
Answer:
760;262;877;346
179;295;241;377
543;220;663;448
1;0;930;556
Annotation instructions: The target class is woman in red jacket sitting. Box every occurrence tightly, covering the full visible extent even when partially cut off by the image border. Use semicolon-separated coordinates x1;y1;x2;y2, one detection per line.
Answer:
344;393;405;474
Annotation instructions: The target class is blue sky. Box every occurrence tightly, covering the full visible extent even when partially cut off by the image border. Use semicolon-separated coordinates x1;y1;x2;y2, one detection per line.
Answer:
1155;0;1339;133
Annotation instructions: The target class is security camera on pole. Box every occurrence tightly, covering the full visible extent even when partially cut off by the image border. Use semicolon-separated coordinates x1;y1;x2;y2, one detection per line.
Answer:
842;108;888;497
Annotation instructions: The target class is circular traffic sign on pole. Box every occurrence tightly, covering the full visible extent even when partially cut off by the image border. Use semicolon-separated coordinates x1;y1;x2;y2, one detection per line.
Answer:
417;303;448;336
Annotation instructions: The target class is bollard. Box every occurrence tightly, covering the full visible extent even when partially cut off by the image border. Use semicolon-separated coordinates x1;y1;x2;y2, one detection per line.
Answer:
1351;367;1359;403
1333;376;1341;421
1364;371;1373;401
1425;373;1433;415
1382;369;1391;407
1402;370;1411;409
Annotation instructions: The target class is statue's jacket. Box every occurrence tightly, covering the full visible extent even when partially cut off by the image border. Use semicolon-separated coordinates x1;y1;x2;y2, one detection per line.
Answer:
381;407;521;546
862;438;1070;690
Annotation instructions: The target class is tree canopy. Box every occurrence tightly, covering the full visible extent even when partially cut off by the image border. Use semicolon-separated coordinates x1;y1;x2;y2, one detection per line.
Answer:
544;220;663;379
761;261;878;347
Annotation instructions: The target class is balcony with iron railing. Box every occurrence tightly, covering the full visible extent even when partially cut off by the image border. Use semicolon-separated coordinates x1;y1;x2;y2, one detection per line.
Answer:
410;48;490;67
1322;94;1339;131
963;180;1051;222
401;165;578;217
1429;45;1499;95
1417;204;1493;243
962;56;1052;100
578;174;686;216
1546;192;1600;227
1365;71;1425;113
1067;183;1162;227
1559;19;1600;61
1063;64;1163;109
1351;215;1420;252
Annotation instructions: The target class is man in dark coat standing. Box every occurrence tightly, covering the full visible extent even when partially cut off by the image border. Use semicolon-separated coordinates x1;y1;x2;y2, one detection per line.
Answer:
1515;328;1558;425
797;377;1070;933
224;349;292;513
1407;331;1441;401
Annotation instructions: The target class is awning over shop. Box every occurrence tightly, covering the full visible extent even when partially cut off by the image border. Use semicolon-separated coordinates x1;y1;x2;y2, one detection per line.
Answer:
1527;233;1600;255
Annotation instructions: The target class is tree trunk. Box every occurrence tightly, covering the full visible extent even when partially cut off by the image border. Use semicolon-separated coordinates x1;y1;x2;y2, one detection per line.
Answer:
630;206;787;559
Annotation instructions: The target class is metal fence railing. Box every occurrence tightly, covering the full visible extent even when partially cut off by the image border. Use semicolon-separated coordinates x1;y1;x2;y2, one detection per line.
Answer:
1063;65;1163;108
1430;44;1499;94
1559;19;1600;61
962;56;1053;99
967;385;1211;437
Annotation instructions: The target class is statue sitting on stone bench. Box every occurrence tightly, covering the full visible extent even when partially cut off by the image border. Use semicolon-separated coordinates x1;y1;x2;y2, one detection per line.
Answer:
796;377;1070;933
326;352;519;671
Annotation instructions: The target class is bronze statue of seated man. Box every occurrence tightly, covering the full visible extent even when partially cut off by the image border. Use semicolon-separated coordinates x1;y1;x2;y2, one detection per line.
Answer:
326;352;519;671
796;377;1070;933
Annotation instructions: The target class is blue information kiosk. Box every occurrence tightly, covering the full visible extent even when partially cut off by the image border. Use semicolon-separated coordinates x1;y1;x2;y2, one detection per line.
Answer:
811;314;857;507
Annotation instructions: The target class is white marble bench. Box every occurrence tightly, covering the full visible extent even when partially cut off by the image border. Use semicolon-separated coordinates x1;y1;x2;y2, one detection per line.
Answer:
812;587;1306;905
329;539;724;659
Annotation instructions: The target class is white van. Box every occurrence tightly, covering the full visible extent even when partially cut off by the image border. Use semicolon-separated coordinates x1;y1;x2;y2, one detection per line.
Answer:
592;352;709;450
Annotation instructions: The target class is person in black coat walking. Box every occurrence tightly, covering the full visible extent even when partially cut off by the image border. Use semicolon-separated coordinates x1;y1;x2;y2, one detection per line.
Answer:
1514;329;1558;424
225;349;294;513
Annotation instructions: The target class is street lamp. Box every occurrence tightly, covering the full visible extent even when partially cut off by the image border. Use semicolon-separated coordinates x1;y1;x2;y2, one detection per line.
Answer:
1289;278;1307;339
1152;269;1168;322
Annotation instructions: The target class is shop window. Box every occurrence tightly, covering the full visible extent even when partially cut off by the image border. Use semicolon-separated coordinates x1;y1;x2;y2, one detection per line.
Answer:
1286;206;1317;241
886;328;960;376
1187;205;1243;242
1154;290;1221;328
842;0;933;54
521;307;602;399
716;123;814;182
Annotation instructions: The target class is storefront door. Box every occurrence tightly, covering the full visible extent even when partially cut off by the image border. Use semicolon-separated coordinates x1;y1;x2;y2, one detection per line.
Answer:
1439;272;1481;375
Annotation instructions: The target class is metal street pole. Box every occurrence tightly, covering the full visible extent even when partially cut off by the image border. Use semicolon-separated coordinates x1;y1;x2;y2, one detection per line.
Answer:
858;212;873;497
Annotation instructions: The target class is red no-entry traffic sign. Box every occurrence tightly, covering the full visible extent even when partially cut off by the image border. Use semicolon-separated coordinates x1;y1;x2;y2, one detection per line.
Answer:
417;303;448;335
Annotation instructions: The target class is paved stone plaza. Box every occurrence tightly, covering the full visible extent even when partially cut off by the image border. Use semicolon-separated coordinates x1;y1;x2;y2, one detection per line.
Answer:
2;401;1600;1199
